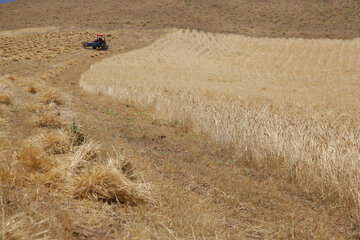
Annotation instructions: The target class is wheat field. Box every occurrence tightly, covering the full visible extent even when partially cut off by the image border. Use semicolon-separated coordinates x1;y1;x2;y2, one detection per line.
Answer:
80;29;360;216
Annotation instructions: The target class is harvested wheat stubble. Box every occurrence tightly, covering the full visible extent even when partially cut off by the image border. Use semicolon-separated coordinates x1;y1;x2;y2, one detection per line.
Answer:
80;29;360;216
34;111;62;128
42;92;64;106
27;103;49;114
0;212;49;240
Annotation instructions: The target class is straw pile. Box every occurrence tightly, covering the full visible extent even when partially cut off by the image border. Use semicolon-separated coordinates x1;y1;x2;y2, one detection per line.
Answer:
15;130;153;205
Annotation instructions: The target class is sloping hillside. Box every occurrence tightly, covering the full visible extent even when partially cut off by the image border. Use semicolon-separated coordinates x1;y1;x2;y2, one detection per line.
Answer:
0;0;360;39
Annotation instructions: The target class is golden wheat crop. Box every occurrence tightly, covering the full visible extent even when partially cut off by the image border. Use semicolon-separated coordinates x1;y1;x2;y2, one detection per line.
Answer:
80;29;360;215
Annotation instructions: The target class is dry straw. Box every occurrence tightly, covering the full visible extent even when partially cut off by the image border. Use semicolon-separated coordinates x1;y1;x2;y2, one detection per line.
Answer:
71;164;153;204
0;212;49;240
42;92;64;106
80;29;360;216
68;140;102;172
29;130;72;155
15;131;153;205
33;112;62;128
16;142;57;172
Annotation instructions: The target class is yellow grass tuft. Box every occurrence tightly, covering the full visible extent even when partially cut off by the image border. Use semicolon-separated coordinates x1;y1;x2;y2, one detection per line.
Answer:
70;164;153;204
34;112;62;128
42;92;64;106
16;142;57;172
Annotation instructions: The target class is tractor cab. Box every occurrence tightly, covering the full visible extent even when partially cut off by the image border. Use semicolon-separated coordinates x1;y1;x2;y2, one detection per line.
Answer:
95;34;106;44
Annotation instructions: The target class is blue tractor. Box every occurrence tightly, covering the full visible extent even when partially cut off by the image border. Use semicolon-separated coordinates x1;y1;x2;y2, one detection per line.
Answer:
82;34;109;50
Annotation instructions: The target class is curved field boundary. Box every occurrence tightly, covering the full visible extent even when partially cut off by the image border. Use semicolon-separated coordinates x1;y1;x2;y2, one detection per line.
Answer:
80;29;360;217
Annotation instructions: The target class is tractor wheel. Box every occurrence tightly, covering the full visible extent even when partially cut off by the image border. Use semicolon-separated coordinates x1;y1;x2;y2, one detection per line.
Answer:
92;46;96;49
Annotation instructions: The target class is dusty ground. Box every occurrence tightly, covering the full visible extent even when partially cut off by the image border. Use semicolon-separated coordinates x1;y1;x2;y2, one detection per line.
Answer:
0;0;360;39
1;0;360;239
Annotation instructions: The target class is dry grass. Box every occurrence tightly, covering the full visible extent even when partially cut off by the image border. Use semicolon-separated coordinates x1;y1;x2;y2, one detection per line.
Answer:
71;164;153;204
0;29;161;239
2;26;353;238
0;212;49;240
27;84;37;94
27;103;49;114
42;92;64;106
120;176;228;239
80;29;360;218
16;142;57;172
32;130;72;155
14;130;153;206
34;112;62;128
69;140;101;172
66;141;153;204
7;76;15;81
0;94;12;105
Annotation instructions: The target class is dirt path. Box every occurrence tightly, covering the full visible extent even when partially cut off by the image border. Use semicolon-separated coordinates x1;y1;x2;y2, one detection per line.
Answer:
0;27;353;239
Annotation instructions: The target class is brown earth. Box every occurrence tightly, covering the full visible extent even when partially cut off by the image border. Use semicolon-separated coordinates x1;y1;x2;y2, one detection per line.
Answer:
0;0;360;239
0;0;360;39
